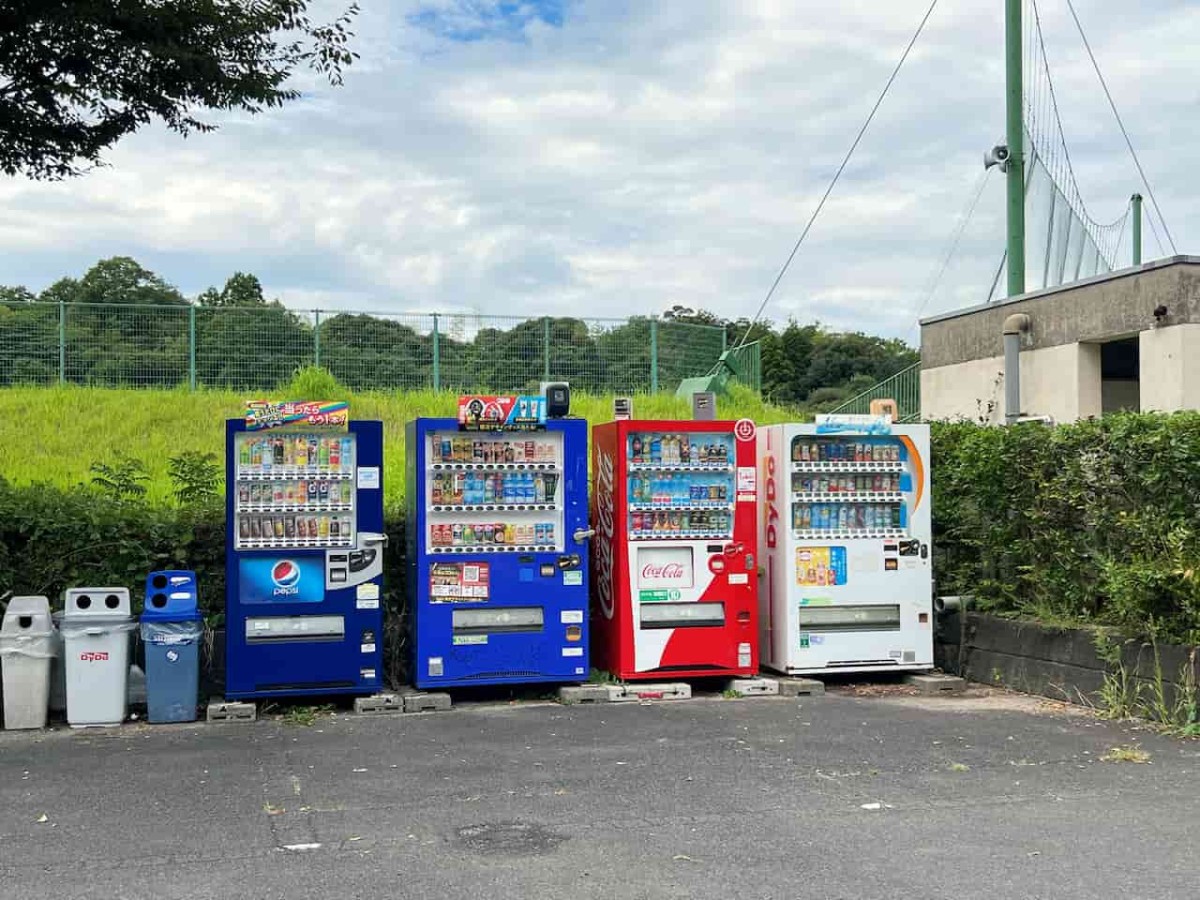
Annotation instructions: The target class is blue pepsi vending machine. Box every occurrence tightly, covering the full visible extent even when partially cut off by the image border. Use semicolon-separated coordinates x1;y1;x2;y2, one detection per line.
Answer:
406;395;590;688
225;401;386;699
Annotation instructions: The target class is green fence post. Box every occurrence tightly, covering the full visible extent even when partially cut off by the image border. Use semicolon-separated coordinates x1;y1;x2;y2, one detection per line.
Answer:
58;299;65;384
543;316;551;383
650;320;659;393
314;309;322;368
188;305;197;391
432;314;441;391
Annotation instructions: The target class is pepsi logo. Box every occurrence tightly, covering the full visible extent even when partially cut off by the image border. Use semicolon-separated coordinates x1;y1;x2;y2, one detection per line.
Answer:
272;560;302;595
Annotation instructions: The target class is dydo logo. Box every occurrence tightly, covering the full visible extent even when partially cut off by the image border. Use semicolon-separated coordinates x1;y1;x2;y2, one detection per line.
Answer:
272;560;302;597
594;449;616;619
764;455;779;550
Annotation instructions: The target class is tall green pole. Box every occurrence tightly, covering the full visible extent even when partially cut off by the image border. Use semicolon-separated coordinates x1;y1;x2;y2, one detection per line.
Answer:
313;309;321;367
188;305;196;391
431;314;441;391
58;299;66;384
1006;0;1025;297
1131;193;1143;266
649;320;659;393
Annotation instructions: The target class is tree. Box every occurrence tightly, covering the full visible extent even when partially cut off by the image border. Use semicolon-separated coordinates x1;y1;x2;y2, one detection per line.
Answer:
0;1;360;179
198;272;267;308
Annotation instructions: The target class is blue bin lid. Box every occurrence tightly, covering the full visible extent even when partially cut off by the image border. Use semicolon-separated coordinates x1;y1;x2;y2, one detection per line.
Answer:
142;570;202;622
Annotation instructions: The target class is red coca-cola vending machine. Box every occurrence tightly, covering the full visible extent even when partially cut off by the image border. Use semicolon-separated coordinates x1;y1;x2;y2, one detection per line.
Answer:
591;418;759;680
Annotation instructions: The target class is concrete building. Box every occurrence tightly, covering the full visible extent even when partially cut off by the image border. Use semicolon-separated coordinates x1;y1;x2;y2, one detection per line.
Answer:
919;256;1200;424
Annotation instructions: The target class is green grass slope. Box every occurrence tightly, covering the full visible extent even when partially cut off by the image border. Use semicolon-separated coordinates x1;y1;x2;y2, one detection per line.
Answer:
4;383;802;510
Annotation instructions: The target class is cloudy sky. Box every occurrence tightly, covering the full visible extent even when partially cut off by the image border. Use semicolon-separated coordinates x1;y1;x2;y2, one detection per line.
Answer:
1;0;1196;341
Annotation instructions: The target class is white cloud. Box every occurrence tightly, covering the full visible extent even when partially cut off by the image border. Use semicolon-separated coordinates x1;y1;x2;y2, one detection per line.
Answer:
1;0;1197;340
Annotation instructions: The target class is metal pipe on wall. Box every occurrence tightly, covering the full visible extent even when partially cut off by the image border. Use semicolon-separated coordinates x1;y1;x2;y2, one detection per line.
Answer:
1003;313;1031;425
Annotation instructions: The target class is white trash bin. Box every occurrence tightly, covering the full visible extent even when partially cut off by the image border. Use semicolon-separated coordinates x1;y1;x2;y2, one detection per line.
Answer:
0;596;57;730
61;588;135;727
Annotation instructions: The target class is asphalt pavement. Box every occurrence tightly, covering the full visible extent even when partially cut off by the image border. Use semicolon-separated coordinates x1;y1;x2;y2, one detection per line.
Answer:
0;686;1197;900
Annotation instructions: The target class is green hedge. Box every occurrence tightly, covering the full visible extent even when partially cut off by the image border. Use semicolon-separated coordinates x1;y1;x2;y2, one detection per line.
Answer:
932;413;1200;643
3;411;1198;682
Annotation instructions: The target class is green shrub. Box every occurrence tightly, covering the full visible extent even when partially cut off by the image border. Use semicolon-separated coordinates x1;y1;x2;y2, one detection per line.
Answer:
932;412;1200;643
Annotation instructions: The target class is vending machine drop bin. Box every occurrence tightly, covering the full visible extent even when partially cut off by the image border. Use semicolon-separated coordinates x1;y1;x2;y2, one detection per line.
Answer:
758;416;933;675
225;402;385;699
141;570;203;724
62;588;135;727
0;596;56;730
590;418;760;681
407;398;591;689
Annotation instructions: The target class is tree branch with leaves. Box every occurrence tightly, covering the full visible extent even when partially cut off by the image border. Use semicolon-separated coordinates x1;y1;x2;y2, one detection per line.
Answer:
0;0;359;179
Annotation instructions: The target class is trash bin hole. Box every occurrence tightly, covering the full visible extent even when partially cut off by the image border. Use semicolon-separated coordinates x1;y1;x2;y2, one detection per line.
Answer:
152;574;168;589
18;615;33;629
76;594;92;609
104;594;120;609
150;593;167;609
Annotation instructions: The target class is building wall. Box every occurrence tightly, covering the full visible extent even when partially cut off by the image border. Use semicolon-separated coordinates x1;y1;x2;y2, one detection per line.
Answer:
920;355;1006;423
920;258;1200;424
1140;323;1200;412
921;257;1200;368
921;342;1103;423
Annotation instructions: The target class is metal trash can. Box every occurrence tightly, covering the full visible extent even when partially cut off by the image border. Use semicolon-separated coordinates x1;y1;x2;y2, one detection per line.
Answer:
61;588;135;727
140;571;203;724
0;596;57;730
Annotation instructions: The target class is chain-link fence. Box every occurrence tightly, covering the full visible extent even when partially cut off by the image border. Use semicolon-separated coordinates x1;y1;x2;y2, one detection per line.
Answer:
0;302;760;394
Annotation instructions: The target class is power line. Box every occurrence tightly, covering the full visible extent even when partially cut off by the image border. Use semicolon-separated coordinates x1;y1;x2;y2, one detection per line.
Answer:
910;168;993;332
1065;0;1177;255
732;0;940;351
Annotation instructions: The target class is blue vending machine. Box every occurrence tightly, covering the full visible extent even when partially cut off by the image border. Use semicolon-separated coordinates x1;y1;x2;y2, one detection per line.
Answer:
225;402;386;699
407;395;590;688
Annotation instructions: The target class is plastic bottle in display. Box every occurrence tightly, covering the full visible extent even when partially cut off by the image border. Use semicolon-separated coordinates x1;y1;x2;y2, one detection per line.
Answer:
341;437;353;471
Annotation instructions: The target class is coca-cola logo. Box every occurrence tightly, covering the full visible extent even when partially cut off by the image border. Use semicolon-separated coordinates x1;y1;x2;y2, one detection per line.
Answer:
641;563;686;580
594;450;615;619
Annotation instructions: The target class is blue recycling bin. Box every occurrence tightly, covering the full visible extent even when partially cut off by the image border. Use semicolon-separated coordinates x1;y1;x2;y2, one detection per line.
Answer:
140;571;203;724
